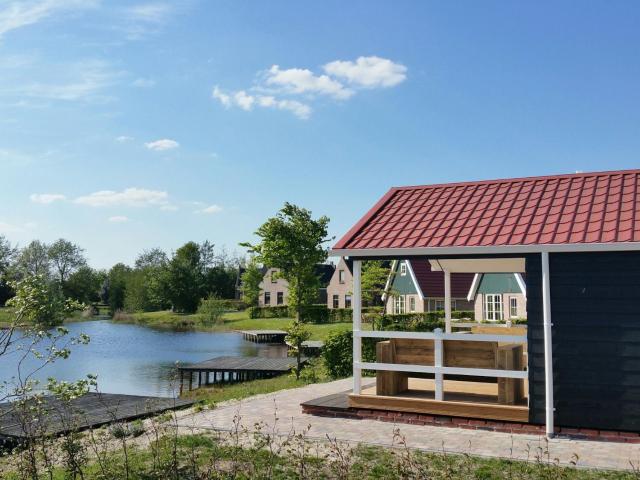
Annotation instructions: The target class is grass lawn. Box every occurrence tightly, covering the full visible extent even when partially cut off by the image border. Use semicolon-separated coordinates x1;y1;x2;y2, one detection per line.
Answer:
118;309;362;341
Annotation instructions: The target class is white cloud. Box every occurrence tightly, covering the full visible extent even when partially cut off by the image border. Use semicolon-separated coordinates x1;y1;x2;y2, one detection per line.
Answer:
160;204;178;211
323;56;407;88
1;59;123;102
198;204;223;214
75;188;168;207
108;215;129;223
115;135;134;142
0;0;99;39
145;138;179;151
212;86;311;120
131;77;155;88
30;193;66;204
264;65;353;100
122;3;172;39
0;221;22;233
212;56;405;119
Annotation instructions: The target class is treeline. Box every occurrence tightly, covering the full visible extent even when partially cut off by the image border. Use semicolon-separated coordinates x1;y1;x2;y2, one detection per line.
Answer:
0;236;241;314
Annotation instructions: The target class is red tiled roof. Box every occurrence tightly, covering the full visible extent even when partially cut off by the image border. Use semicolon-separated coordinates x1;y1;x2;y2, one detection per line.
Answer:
409;260;473;298
334;170;640;251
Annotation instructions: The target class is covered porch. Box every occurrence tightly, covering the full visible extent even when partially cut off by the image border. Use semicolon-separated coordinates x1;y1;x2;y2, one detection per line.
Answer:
348;256;532;424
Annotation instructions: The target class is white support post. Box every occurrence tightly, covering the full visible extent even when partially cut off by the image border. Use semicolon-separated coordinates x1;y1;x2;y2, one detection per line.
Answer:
541;251;555;438
444;269;452;333
434;328;444;400
352;259;362;395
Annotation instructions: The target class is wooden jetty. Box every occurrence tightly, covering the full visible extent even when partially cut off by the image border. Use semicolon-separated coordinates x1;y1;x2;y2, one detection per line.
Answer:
0;393;193;444
241;330;287;343
178;356;305;393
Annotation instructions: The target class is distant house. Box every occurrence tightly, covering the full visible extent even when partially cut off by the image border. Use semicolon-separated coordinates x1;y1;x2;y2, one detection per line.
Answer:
258;264;335;307
326;257;354;309
467;273;527;321
384;260;474;314
235;265;267;300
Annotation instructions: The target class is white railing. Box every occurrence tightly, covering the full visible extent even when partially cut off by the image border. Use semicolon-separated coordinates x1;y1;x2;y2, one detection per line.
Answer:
353;328;527;401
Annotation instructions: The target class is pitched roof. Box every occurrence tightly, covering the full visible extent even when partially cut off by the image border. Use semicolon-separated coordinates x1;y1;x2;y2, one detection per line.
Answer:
314;264;336;287
333;170;640;252
409;260;474;298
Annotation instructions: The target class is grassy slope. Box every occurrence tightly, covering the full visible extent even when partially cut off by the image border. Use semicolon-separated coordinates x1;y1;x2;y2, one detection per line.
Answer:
120;309;360;341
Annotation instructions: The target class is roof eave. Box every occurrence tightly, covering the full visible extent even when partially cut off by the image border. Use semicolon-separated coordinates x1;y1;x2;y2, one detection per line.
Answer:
330;241;640;258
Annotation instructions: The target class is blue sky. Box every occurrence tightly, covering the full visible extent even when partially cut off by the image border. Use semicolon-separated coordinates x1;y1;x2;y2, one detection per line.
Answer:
1;1;639;268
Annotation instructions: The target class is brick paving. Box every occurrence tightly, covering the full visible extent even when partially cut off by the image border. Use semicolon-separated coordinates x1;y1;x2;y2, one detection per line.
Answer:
176;378;640;471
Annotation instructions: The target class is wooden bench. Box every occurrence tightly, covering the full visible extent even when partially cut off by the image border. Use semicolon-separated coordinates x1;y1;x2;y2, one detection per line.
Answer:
376;338;524;404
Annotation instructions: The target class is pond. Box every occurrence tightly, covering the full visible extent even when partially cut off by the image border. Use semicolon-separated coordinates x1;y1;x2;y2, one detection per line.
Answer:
0;320;288;398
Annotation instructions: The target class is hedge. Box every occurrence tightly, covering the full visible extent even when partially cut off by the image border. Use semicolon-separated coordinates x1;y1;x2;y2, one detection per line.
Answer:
323;330;378;378
248;306;292;319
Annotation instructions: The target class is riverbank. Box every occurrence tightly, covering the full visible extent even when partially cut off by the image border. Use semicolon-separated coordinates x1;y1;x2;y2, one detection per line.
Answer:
113;309;359;341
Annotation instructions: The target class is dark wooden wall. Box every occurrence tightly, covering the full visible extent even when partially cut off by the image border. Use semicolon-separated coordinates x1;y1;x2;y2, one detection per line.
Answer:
527;251;640;432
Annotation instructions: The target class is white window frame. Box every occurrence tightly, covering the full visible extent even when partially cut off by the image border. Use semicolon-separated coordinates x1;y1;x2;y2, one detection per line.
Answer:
484;294;503;321
277;292;284;305
409;296;416;312
264;292;271;305
400;262;407;276
394;296;405;314
510;297;518;318
339;270;345;284
345;294;352;309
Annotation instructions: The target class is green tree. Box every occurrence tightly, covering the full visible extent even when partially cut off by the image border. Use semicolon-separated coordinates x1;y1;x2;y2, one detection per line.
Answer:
361;260;392;306
17;240;50;278
0;235;17;305
166;241;203;313
65;266;105;304
240;257;263;307
128;248;170;312
7;275;83;327
106;263;131;313
48;238;86;285
285;320;311;379
242;203;331;320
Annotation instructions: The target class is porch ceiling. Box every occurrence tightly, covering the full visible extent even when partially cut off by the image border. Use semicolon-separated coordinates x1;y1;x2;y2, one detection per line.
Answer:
429;258;525;273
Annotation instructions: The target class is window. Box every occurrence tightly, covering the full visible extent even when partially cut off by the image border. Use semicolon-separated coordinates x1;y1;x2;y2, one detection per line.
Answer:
428;299;445;312
510;297;518;318
409;296;416;312
264;292;271;305
400;262;407;276
270;271;277;283
484;294;503;321
345;295;352;309
277;292;284;305
338;270;345;284
394;296;405;314
332;294;339;309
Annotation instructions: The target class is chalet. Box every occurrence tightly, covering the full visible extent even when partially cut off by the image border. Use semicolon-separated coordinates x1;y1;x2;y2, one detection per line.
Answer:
259;264;334;307
323;169;640;439
383;259;474;314
326;257;354;309
467;273;527;321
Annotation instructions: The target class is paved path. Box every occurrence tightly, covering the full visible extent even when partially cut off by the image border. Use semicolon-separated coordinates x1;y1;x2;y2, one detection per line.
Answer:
176;378;640;471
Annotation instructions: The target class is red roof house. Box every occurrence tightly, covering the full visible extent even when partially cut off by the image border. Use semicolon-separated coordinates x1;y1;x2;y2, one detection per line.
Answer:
323;169;640;439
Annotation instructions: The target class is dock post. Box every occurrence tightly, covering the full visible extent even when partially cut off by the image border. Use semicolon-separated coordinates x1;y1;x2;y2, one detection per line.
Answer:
179;370;184;395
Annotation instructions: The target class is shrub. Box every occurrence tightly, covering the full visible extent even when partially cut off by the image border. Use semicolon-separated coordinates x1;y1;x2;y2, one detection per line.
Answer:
322;330;379;378
298;304;330;323
329;308;352;323
248;305;291;319
197;296;227;325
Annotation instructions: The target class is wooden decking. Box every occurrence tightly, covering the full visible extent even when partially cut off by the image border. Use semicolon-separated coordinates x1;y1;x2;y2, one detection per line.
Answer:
178;356;305;392
350;378;528;422
240;330;287;343
0;393;193;442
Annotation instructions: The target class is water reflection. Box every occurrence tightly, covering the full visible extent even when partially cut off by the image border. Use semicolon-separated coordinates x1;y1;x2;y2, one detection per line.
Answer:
0;320;288;397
